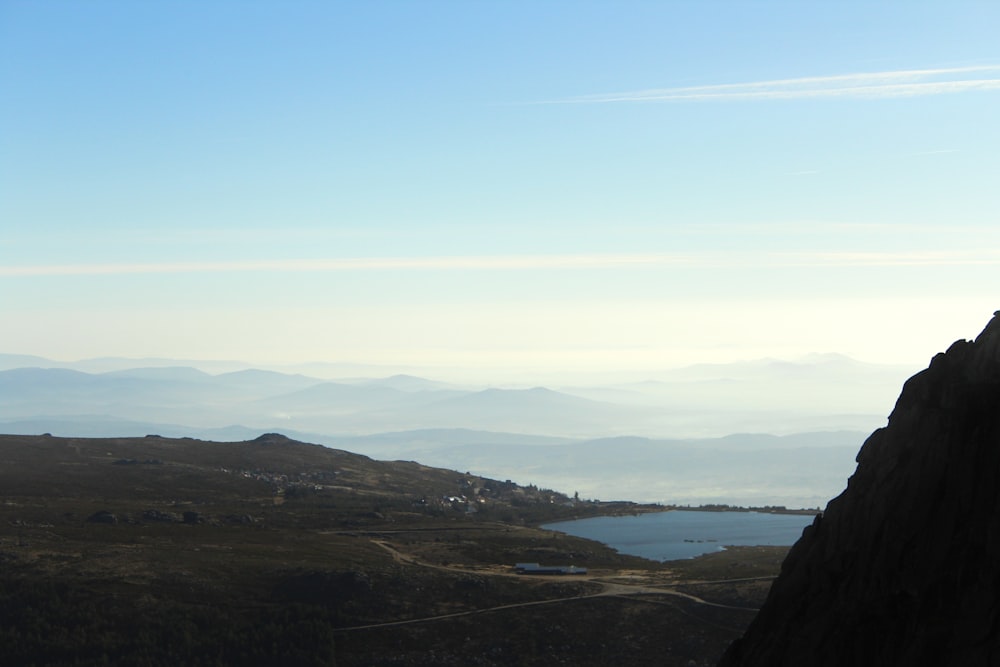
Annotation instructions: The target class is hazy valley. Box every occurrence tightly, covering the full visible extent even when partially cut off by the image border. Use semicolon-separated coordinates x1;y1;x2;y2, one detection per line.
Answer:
0;352;915;508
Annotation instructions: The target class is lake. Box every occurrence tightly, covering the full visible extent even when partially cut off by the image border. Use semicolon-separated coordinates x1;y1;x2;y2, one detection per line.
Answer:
542;510;817;561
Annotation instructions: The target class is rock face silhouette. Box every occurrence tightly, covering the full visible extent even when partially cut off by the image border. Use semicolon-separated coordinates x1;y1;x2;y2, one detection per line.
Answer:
720;312;1000;667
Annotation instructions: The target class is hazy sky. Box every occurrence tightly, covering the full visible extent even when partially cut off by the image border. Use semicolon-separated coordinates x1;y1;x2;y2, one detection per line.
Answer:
3;1;998;378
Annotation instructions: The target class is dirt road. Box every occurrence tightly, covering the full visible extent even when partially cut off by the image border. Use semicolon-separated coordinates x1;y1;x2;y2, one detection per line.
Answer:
332;539;762;633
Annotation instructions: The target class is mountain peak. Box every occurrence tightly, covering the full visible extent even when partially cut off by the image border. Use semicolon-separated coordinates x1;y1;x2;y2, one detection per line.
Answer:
253;433;295;445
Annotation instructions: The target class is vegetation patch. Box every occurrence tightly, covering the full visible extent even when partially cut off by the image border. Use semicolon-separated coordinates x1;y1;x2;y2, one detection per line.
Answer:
0;434;783;666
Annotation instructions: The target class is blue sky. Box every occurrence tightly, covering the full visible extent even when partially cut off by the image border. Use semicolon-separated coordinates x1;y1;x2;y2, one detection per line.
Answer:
2;1;998;378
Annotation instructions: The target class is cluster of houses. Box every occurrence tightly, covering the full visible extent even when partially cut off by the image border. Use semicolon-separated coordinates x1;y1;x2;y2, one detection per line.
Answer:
439;493;486;514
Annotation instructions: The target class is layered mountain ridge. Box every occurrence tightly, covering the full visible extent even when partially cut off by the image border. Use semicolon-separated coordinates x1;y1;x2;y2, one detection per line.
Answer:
1;354;910;506
720;312;1000;666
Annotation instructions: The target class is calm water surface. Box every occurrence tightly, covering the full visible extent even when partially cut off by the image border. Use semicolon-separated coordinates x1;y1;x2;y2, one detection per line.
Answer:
542;510;816;561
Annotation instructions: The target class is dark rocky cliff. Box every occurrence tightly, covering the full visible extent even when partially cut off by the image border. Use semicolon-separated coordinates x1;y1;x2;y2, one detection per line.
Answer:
719;312;1000;667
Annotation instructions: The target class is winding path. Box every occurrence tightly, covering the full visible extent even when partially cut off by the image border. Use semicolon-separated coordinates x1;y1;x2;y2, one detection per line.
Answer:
332;539;763;633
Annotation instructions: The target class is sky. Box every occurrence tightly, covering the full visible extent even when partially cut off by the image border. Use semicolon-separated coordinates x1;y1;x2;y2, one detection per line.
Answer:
2;1;999;381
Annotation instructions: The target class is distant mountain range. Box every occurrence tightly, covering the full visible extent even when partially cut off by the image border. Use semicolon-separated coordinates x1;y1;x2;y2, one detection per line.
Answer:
0;352;914;436
0;352;918;506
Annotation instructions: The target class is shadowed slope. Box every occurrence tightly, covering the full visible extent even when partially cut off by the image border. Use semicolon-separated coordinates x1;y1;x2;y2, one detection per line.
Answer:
720;312;1000;667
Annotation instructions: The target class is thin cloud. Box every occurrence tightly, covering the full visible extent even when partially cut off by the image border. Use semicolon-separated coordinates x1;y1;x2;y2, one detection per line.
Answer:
0;254;693;277
547;65;1000;104
6;248;1000;277
781;250;1000;267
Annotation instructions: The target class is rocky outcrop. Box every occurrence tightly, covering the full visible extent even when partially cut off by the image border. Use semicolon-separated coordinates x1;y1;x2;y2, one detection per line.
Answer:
720;312;1000;667
182;511;205;524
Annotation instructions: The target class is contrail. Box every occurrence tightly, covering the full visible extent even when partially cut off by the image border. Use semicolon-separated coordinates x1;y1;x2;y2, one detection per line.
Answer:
545;65;1000;104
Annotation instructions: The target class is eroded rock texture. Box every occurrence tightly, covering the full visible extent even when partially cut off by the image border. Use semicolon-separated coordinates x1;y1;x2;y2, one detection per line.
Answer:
720;312;1000;667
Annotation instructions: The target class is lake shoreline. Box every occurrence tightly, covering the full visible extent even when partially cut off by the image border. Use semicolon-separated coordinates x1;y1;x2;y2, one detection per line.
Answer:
541;509;818;561
549;502;821;526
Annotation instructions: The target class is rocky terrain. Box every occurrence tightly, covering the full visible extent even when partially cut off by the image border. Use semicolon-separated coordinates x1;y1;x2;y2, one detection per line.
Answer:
720;312;1000;666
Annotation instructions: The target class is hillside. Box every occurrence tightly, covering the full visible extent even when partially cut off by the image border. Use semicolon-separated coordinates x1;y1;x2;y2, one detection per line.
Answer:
0;433;778;666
